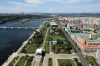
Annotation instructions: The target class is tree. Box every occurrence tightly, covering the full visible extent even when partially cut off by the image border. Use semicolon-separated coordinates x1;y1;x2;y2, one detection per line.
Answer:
21;48;26;53
76;62;82;66
57;39;60;44
52;44;56;51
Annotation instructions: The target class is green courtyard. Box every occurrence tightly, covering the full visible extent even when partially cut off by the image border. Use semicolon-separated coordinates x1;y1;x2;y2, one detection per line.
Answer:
58;59;75;66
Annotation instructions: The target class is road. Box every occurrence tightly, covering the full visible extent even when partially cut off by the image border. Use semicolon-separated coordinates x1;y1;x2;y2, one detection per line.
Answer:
55;21;90;66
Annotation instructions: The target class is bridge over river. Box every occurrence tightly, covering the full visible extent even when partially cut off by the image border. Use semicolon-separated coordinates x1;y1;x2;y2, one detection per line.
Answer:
0;27;40;30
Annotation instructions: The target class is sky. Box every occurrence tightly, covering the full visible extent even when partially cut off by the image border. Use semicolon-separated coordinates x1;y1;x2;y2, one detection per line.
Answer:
0;0;100;13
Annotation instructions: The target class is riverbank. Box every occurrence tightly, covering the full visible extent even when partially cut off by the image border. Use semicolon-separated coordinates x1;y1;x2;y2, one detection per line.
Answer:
2;21;47;66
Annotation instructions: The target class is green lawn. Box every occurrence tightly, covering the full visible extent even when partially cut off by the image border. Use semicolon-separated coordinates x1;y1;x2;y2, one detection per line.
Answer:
53;36;66;40
26;44;40;53
46;29;50;41
16;56;26;66
44;42;49;53
58;59;75;66
25;56;33;66
48;58;52;66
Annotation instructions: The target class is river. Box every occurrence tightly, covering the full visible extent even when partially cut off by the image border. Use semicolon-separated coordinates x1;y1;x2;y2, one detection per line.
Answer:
0;18;53;65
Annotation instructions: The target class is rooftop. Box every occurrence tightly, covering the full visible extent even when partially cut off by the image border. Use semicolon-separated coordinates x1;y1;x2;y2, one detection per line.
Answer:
50;22;57;25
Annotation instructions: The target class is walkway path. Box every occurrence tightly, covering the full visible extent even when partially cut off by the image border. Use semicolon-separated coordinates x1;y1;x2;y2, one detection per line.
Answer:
31;55;41;66
13;56;21;66
42;54;79;66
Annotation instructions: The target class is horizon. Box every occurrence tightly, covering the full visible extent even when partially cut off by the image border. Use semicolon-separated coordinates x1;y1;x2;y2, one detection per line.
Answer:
0;0;100;13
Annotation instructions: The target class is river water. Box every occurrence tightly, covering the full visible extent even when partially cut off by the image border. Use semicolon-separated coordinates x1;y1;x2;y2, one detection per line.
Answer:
0;18;53;65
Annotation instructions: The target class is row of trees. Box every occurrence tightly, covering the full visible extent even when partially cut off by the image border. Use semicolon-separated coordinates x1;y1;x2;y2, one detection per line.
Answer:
73;58;83;66
48;58;52;66
86;55;100;66
31;31;44;44
52;39;72;54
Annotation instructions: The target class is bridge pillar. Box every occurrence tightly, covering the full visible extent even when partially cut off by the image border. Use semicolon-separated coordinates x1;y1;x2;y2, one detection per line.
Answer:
32;28;34;30
11;28;14;30
25;28;27;30
5;28;7;30
18;28;21;30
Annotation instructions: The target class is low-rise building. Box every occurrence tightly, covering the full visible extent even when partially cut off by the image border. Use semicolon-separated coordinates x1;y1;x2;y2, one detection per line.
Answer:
50;22;58;27
77;34;100;51
36;48;45;55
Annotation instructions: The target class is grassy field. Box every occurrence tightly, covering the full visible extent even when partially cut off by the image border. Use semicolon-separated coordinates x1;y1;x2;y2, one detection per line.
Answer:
58;59;75;66
26;44;43;53
46;29;50;41
44;42;49;53
52;36;66;40
25;56;33;66
48;58;52;66
16;56;26;66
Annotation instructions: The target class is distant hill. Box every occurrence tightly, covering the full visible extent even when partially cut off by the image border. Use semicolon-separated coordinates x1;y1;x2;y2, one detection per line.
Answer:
51;13;100;17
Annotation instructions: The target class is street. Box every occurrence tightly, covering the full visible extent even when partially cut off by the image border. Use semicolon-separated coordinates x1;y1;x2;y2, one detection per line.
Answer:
55;20;90;66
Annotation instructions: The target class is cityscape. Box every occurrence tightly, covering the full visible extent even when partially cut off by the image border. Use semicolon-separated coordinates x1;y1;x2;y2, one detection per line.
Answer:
0;0;100;66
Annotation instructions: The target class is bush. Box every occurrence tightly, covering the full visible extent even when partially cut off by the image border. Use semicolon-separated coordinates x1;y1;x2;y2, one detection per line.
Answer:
76;62;83;66
48;58;52;66
86;56;100;66
73;58;78;61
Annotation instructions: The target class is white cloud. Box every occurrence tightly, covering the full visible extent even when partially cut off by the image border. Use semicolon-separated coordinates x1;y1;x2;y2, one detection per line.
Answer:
25;0;44;4
46;0;91;4
9;1;37;6
66;0;91;3
1;4;100;13
2;0;100;13
0;6;23;13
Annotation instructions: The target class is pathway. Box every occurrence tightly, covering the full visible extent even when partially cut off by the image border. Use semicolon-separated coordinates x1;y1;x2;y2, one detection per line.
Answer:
13;56;21;66
42;54;79;66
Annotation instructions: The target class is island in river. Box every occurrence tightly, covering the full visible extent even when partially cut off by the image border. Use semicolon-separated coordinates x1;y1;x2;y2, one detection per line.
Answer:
18;19;31;24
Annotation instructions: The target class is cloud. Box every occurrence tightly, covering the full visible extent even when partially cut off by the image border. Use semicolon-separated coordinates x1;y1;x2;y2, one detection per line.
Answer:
47;0;91;4
9;0;92;6
24;0;91;4
65;0;91;3
9;1;37;6
2;0;100;13
25;0;44;4
0;6;23;13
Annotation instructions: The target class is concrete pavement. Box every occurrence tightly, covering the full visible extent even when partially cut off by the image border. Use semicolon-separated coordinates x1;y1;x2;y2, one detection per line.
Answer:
42;54;79;66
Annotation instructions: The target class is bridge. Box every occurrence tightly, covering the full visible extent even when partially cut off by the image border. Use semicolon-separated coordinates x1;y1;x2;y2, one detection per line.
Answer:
0;27;40;30
0;26;67;30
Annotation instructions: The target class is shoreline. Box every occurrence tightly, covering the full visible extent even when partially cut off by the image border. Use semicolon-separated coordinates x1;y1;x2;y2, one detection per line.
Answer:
2;21;47;66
